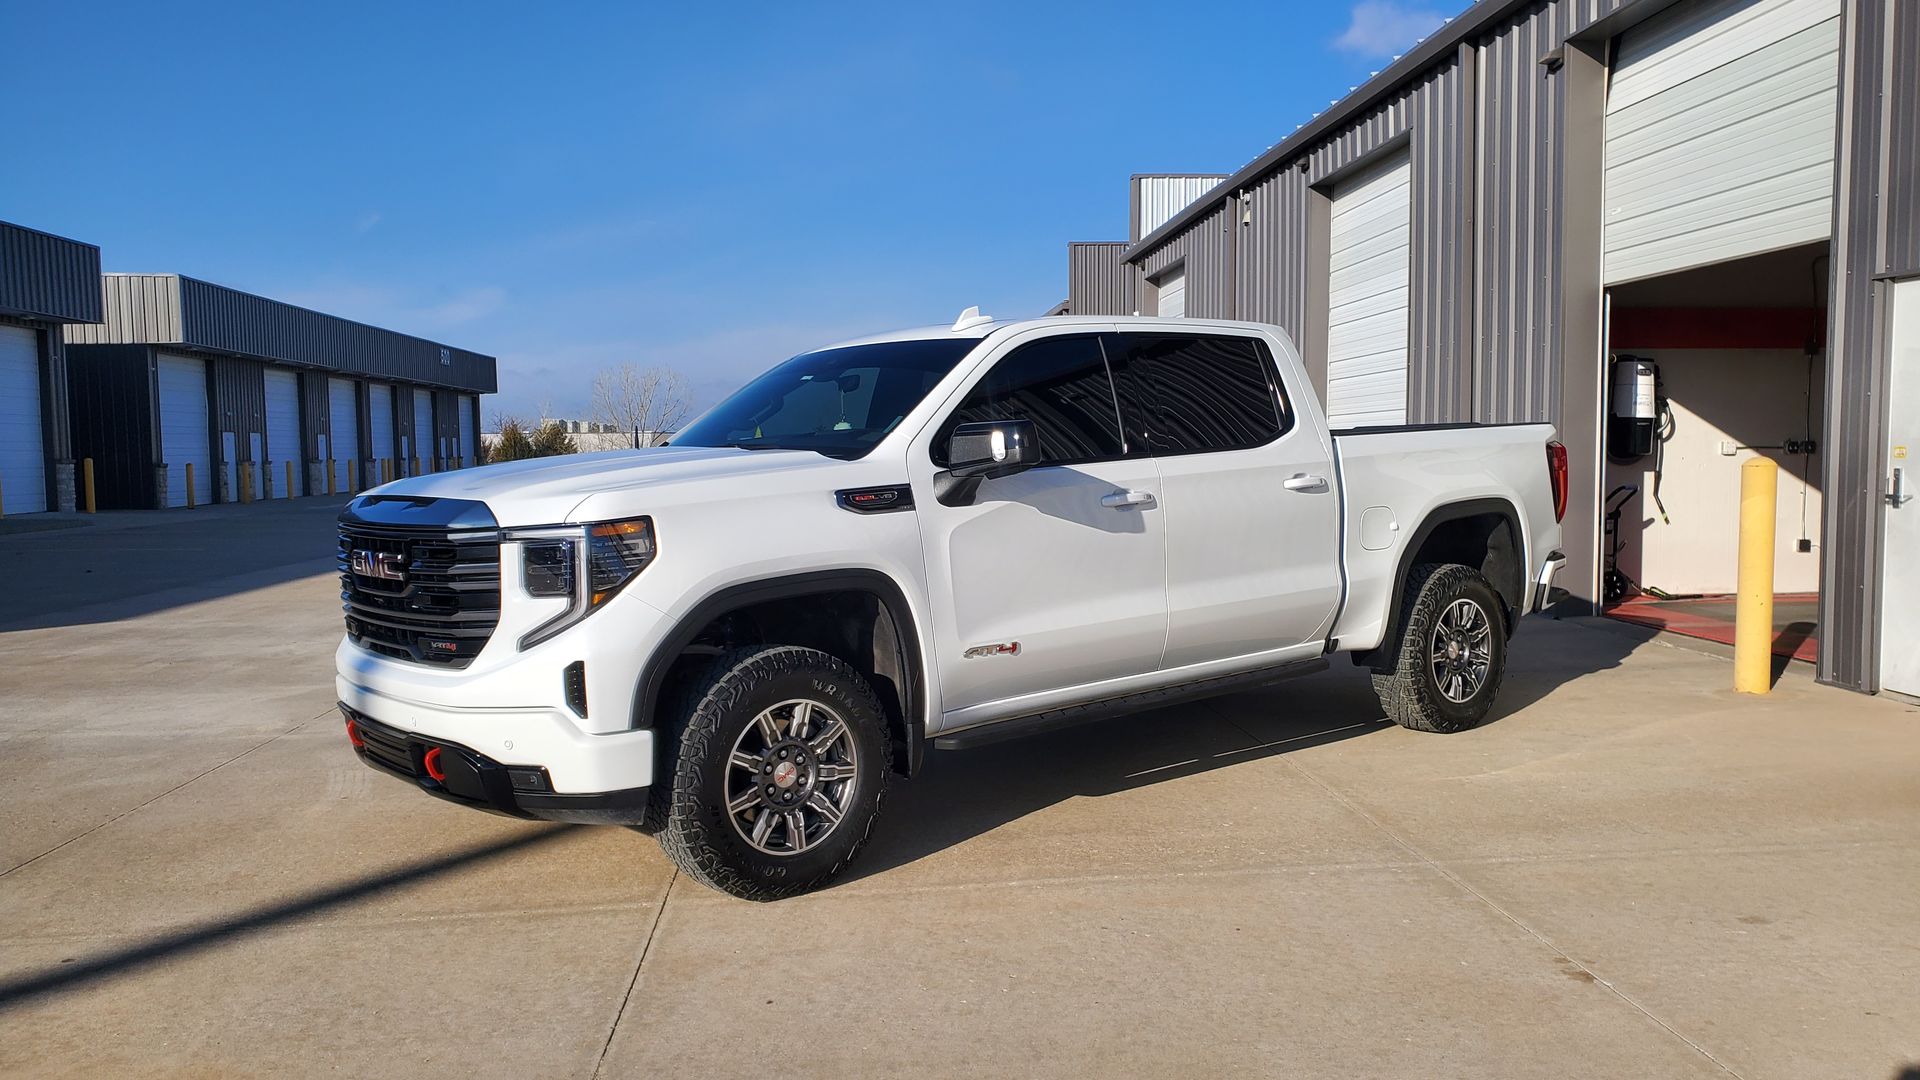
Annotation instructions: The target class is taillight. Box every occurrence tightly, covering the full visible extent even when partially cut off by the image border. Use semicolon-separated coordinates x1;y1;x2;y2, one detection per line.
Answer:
1546;440;1569;523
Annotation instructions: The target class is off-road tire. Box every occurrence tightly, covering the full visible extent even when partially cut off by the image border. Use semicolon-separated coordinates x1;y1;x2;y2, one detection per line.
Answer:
1371;563;1507;733
650;645;891;900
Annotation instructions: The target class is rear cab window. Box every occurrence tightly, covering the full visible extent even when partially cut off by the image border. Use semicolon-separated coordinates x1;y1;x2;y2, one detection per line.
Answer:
1103;332;1291;455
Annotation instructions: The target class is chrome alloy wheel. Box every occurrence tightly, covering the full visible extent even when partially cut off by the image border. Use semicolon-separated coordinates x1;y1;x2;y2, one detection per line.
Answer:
724;699;859;856
1429;597;1494;703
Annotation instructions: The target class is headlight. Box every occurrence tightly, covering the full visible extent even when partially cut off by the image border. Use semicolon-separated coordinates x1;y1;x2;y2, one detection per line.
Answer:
517;516;655;649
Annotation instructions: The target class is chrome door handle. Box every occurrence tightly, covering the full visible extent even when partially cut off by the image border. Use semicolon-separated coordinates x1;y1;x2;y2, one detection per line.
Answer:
1891;467;1912;507
1101;490;1156;509
1283;473;1330;493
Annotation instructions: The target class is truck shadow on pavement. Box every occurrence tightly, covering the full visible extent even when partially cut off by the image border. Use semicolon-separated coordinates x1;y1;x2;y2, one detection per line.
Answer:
843;619;1643;884
0;826;578;1013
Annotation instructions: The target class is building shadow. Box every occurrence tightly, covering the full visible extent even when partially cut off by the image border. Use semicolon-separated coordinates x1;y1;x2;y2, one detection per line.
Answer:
0;826;576;1012
0;497;348;633
1772;620;1817;687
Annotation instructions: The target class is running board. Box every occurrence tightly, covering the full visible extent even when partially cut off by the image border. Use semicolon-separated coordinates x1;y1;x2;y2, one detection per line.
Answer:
931;656;1330;751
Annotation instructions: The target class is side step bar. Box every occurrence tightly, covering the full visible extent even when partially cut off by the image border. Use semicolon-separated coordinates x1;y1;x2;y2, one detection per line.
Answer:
932;656;1330;751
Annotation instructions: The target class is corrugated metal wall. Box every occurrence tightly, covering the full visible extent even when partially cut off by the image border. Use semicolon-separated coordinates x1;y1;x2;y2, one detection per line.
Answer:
1067;242;1136;315
299;371;332;466
209;356;266;478
66;274;496;393
1818;0;1913;691
1140;203;1237;319
1885;0;1920;274
66;275;183;344
1132;176;1227;241
1473;0;1575;425
0;221;102;324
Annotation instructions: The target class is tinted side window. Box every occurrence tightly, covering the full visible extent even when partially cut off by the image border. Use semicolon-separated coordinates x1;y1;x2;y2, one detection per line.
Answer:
1108;333;1287;454
932;334;1125;466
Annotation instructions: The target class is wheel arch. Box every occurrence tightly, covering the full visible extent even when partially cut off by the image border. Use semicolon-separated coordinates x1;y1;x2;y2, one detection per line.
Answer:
633;569;928;777
1356;497;1526;670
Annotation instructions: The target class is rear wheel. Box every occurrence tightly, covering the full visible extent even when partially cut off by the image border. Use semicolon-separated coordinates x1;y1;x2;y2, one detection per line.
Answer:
1371;563;1507;733
652;645;891;900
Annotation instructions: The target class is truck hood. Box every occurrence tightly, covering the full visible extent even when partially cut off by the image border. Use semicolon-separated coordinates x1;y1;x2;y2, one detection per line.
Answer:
366;446;842;526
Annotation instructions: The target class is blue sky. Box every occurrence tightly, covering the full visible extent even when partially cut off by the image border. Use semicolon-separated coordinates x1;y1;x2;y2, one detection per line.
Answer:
2;0;1458;420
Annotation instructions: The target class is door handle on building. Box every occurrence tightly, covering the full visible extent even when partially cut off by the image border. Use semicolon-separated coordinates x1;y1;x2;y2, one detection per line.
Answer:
1101;490;1156;509
1283;474;1330;493
1890;467;1911;507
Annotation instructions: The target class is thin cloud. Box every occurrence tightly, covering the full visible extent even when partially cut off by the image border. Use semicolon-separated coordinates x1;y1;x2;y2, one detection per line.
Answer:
353;211;382;234
1334;1;1449;56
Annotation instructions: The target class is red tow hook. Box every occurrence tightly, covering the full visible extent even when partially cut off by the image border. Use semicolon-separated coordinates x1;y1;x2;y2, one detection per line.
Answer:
344;718;364;749
422;746;446;783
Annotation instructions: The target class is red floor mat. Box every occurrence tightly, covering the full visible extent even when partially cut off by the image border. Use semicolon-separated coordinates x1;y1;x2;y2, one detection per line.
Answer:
1604;594;1819;663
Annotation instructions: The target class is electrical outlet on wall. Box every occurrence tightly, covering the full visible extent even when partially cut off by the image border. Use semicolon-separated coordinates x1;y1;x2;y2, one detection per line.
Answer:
1798;539;1813;553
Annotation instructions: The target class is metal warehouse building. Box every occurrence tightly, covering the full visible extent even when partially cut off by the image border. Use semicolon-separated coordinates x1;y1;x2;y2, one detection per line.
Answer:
0;221;103;515
63;274;494;509
1065;0;1917;698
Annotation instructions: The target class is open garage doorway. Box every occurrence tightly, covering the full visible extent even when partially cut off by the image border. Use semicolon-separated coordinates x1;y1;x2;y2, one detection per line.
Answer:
1599;243;1828;663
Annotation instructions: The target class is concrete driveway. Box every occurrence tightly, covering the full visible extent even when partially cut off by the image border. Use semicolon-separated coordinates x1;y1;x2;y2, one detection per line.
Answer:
2;500;1916;1078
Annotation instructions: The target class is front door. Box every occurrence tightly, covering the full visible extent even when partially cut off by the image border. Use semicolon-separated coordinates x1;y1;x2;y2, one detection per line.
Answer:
1880;279;1920;696
909;329;1168;726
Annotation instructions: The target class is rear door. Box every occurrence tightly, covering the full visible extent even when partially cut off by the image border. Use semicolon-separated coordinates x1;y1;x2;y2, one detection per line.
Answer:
908;328;1168;725
264;367;300;497
1107;330;1342;669
159;353;213;507
0;324;46;514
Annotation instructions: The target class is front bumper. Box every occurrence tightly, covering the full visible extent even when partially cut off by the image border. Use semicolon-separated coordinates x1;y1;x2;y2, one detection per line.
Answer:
341;705;651;825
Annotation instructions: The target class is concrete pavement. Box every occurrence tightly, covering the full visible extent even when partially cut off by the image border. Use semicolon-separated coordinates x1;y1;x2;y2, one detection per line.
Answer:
1;501;1916;1078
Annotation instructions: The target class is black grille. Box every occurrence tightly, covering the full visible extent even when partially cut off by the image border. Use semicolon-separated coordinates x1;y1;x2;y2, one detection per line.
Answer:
339;523;501;668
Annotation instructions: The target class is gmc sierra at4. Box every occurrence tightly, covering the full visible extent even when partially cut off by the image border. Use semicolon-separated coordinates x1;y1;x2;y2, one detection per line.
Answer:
336;312;1567;899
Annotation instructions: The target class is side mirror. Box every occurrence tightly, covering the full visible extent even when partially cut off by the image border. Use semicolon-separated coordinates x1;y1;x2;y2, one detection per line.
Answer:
936;420;1040;506
946;420;1040;479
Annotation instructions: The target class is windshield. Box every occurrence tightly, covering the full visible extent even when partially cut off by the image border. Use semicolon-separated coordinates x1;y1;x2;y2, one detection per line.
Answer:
670;338;981;459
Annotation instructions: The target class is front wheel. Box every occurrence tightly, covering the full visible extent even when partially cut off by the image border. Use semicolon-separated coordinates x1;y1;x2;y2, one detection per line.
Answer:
1371;563;1508;733
652;645;891;900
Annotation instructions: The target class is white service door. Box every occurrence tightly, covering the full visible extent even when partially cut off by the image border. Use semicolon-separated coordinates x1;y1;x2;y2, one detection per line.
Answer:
264;367;300;497
1879;279;1920;697
1325;151;1412;428
1603;0;1842;284
1155;267;1186;318
158;354;213;508
328;377;359;490
367;383;395;479
459;395;477;466
412;390;434;470
0;324;47;514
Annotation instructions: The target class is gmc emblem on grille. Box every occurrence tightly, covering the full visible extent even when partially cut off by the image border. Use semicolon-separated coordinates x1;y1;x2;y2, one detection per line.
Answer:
351;549;407;582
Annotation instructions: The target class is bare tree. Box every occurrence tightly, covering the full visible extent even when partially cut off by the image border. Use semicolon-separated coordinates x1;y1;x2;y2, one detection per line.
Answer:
590;364;692;447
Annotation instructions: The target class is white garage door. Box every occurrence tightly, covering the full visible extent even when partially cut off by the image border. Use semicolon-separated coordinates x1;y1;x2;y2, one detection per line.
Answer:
367;383;395;482
1325;151;1412;428
413;390;434;471
0;325;46;515
158;353;213;508
264;367;301;498
1154;267;1186;318
1603;0;1841;284
458;395;476;466
328;377;359;490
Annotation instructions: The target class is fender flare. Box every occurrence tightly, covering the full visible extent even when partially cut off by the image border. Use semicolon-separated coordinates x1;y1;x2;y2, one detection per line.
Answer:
1363;497;1526;666
631;569;929;776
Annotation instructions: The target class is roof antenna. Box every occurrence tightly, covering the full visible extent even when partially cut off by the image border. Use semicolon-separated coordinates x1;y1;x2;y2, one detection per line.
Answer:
951;305;994;331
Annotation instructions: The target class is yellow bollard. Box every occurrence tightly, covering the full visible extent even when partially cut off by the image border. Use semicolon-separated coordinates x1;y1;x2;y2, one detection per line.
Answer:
328;459;337;496
286;460;295;499
185;462;197;509
1734;457;1779;694
83;458;96;513
348;459;357;492
411;456;420;477
0;472;6;517
240;461;254;504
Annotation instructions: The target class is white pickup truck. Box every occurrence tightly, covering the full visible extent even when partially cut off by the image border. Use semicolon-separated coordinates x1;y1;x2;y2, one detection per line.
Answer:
336;313;1567;899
